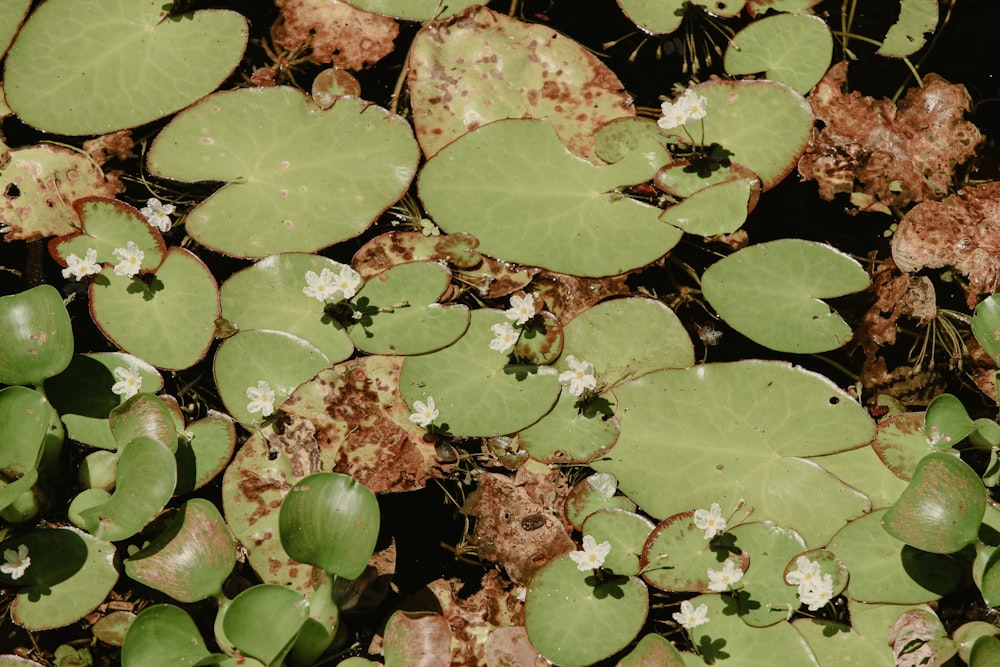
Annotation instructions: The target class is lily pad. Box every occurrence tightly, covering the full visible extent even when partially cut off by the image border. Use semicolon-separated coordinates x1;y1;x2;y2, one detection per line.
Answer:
871;411;934;481
400;309;561;437
90;247;220;370
213;329;330;427
564;472;636;530
810;444;908;509
0;284;74;385
346;0;485;20
727;522;806;627
347;262;469;354
516;390;620;463
408;5;635;161
702;239;870;353
121;605;213;667
222;585;309;666
593;360;874;546
4;0;248;135
0;386;62;476
49;198;165;275
924;393;977;448
0;0;29;58
109;393;178;453
642;510;747;593
581;509;655;577
418;119;680;277
617;633;686;667
147;88;419;258
617;0;745;35
8;527;117;631
793;617;895;667
724;14;833;94
879;0;939;57
659;178;757;237
175;411;237;493
220;253;355;364
124;498;236;603
525;554;648;666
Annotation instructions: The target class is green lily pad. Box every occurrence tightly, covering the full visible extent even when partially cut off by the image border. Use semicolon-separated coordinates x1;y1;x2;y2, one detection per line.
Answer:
0;386;62;476
219;253;355;364
617;0;745;35
0;284;73;385
110;393;178;453
564;472;636;530
783;548;849;600
49;198;165;275
702;239;870;353
687;79;814;190
659;178;756;237
810;444;908;510
347;262;469;354
971;635;1000;667
147;88;419;258
4;0;247;135
878;0;938;57
0;0;29;58
642;510;747;593
513;312;564;366
214;329;330;427
882;452;986;553
727;522;807;627
593;360;874;546
654;160;760;200
45;353;163;450
792;617;895;667
971;294;1000;364
0;471;39;520
617;633;686;667
79;436;177;542
175;411;237;493
346;0;485;20
279;472;380;580
525;554;648;666
408;5;635;162
581;509;655;576
871;411;934;481
400;309;561;437
8;528;117;631
222;584;309;667
826;509;960;603
125;499;236;603
121;604;213;667
418;119;680;277
595;117;665;164
516;390;620;463
90;247;219;370
724;14;833;94
560;298;695;381
924;393;977;448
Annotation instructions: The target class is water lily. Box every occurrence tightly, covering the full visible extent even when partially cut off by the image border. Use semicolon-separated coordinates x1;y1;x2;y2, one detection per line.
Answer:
112;241;144;278
786;556;823;590
111;362;143;400
140;197;175;232
706;558;744;592
489;321;518;353
798;573;834;611
1;544;30;580
568;534;612;572
658;88;708;131
673;599;710;629
505;292;537;326
558;355;597;397
303;268;339;302
693;502;727;540
332;265;362;301
409;396;439;428
246;380;276;418
61;248;101;281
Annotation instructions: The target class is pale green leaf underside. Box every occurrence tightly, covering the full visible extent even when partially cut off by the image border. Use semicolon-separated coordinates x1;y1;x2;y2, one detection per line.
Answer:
419;119;680;276
594;360;874;546
147;88;419;258
345;0;485;19
879;0;939;57
4;0;247;134
725;13;833;94
702;239;870;353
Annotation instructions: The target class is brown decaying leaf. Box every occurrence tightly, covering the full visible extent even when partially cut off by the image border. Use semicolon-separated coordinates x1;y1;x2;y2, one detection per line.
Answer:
273;0;399;70
82;130;136;166
531;269;634;322
407;5;634;162
465;470;574;585
798;61;981;209
892;181;1000;307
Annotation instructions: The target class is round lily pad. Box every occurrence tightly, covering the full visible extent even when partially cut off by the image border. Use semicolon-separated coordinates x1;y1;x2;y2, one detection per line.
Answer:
617;633;685;666
4;0;248;134
525;554;648;666
49;198;166;275
418;119;680;277
702;239;870;353
564;472;636;530
147;88;420;258
516;390;619;463
726;521;806;627
642;510;747;593
724;13;833;94
0;0;29;58
0;284;73;385
90;247;220;370
659;178;757;237
581;509;655;576
399;309;561;437
878;0;938;57
220;253;355;363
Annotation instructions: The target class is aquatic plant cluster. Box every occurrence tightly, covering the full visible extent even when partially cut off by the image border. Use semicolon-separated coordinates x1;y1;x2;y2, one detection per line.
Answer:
1;0;1000;664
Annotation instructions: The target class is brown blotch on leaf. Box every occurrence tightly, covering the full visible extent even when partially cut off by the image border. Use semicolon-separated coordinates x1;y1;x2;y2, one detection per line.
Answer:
274;0;399;70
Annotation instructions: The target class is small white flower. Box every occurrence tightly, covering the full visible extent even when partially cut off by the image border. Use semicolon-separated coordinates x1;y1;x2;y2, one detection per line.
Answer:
558;355;597;397
658;88;708;131
246;380;276;418
61;248;101;281
303;268;339;302
112;241;144;278
111;362;143;400
420;218;440;236
140;198;175;232
331;265;362;301
672;599;710;629
693;503;727;540
1;544;30;580
505;293;537;326
786;556;823;590
409;396;439;428
706;559;744;592
568;534;612;572
489;321;518;353
798;573;834;611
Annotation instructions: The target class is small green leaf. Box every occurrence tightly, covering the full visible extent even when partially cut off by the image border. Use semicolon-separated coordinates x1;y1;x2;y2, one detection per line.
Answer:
0;284;74;385
878;0;939;58
110;393;178;453
580;509;654;576
0;386;62;476
222;585;309;667
50;198;165;274
121;605;212;667
925;393;977;448
971;294;1000;364
724;14;833;94
660;178;756;237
